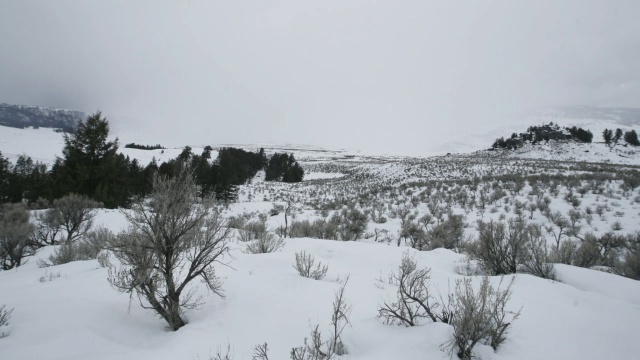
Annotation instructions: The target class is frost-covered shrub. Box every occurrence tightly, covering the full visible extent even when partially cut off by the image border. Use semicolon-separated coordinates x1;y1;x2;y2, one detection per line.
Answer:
293;251;328;280
32;208;63;247
401;221;427;249
442;277;521;360
553;239;579;265
378;252;452;326
621;233;640;279
0;203;35;270
337;207;368;241
573;238;602;269
45;227;115;266
468;219;524;275
52;193;101;243
238;221;267;242
520;225;556;280
245;232;285;254
107;169;231;331
427;214;466;251
226;215;247;229
469;219;554;279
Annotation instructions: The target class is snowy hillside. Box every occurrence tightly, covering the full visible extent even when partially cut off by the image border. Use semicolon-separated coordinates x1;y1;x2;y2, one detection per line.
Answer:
2;231;640;360
437;106;640;157
2;117;640;360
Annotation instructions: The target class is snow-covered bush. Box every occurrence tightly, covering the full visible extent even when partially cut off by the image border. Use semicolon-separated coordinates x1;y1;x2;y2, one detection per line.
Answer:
469;219;555;279
43;226;114;266
245;232;285;254
378;252;452;326
337;207;367;241
52;193;101;243
468;219;526;275
427;214;466;251
107;169;231;331
238;221;267;242
442;276;521;360
32;208;63;247
520;224;556;280
0;203;35;270
293;251;328;280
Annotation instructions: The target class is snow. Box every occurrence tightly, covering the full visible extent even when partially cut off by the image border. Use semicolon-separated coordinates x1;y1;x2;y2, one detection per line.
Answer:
2;111;640;359
0;127;65;165
2;231;640;360
303;172;345;181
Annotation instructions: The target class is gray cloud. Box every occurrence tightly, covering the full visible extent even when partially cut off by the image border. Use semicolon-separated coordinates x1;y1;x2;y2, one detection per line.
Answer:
1;0;639;154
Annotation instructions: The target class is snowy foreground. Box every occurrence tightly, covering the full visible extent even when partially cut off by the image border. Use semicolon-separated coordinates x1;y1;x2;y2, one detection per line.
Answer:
1;209;640;360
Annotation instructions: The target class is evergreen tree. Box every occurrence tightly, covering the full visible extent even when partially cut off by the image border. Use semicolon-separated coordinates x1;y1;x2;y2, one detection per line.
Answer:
0;152;10;203
614;128;623;145
624;130;640;146
52;112;126;208
603;129;613;145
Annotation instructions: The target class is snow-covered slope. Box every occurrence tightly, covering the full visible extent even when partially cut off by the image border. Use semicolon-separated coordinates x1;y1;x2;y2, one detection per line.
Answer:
2;116;640;360
437;106;640;158
1;223;640;360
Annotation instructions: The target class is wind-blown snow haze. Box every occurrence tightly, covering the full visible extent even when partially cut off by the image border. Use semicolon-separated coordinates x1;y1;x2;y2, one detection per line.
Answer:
1;1;639;154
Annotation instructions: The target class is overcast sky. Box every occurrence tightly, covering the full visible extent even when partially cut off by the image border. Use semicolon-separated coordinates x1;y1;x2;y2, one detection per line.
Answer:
1;1;639;154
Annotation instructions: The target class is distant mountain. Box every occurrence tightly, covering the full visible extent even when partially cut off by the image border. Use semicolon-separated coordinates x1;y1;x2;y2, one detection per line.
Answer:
0;103;87;132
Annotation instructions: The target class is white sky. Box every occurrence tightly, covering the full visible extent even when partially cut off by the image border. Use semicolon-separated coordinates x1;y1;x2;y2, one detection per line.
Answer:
1;1;639;154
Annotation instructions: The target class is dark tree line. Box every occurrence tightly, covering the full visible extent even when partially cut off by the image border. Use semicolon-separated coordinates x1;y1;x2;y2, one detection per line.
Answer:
603;128;639;147
265;152;304;182
492;123;593;150
0;112;304;208
124;143;165;150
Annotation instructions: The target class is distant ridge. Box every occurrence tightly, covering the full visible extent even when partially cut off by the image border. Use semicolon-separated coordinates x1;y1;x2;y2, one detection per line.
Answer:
0;103;87;132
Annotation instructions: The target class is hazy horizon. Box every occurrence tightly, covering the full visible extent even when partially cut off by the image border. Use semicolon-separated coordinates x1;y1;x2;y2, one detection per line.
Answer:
2;1;639;154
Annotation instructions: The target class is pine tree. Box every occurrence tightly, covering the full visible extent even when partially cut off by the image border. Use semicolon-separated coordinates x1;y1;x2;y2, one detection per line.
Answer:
624;130;640;146
52;112;125;207
614;128;623;145
603;129;613;146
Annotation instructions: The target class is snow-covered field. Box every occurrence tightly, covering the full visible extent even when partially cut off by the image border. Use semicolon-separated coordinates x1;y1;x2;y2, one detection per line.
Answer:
2;229;640;360
2;120;640;360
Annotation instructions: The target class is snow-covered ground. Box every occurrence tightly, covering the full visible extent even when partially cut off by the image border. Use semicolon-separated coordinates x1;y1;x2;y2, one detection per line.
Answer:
2;114;640;360
2;226;640;360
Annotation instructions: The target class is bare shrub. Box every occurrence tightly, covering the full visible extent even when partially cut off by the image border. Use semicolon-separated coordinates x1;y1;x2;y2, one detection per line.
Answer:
427;214;466;251
620;232;640;279
106;169;231;331
238;221;267;242
252;343;271;360
32;208;63;247
468;219;526;275
520;224;556;280
337;207;368;241
378;252;452;326
288;218;340;240
245;232;285;254
442;276;521;360
553;239;579;265
53;193;102;243
45;226;115;266
0;304;13;338
290;277;351;360
293;251;328;280
0;203;35;270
